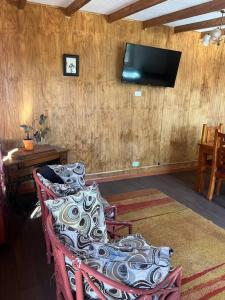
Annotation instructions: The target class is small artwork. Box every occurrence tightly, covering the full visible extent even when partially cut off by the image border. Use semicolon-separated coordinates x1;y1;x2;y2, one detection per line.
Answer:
63;54;79;76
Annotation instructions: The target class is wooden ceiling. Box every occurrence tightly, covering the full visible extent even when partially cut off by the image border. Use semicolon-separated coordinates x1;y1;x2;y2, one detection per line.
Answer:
143;0;225;29
107;0;167;23
175;16;225;33
16;0;225;34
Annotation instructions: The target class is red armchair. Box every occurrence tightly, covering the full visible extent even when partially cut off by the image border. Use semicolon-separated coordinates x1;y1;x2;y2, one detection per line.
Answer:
46;214;182;300
33;168;132;263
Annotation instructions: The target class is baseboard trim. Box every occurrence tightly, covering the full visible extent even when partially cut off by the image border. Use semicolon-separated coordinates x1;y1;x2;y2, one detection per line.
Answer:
86;161;197;183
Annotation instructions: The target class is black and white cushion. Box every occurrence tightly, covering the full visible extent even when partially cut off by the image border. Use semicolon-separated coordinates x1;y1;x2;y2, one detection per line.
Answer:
38;165;64;184
82;182;115;220
45;192;172;300
49;162;85;191
45;190;108;244
38;167;113;218
65;234;172;299
81;182;108;206
37;173;78;197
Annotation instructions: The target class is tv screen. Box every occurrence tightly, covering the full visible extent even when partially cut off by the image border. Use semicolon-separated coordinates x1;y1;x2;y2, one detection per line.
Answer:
121;43;182;88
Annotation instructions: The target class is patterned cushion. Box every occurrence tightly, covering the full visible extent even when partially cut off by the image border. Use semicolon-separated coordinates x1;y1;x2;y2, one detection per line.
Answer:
38;171;114;218
49;162;85;191
82;182;114;219
82;182;109;207
45;190;172;299
37;173;78;197
45;191;108;244
38;165;64;184
65;234;172;299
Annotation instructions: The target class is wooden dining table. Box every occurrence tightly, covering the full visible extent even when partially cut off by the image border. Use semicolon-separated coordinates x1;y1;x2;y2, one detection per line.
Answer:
196;142;215;199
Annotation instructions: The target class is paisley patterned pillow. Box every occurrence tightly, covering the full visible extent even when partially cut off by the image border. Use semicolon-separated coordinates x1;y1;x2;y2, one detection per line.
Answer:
38;172;114;219
65;234;172;299
45;188;172;299
49;162;85;191
82;182;110;208
45;190;108;244
82;182;115;220
37;173;78;197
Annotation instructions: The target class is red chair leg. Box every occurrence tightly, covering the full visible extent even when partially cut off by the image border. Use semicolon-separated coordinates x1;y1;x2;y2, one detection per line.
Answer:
75;270;84;300
56;289;63;300
44;229;52;264
47;215;182;300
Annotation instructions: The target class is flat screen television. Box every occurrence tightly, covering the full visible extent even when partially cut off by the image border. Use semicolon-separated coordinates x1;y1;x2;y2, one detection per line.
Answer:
121;43;182;88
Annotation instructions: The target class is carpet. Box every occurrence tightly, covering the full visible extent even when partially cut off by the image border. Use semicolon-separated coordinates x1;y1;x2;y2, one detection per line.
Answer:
107;188;225;300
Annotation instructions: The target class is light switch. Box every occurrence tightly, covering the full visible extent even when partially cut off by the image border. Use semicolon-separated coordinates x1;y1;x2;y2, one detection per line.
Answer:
134;90;142;97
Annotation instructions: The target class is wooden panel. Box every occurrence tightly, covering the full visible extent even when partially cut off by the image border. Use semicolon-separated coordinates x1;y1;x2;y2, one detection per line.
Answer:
86;161;197;183
143;0;225;28
0;0;225;174
107;0;166;23
174;17;225;33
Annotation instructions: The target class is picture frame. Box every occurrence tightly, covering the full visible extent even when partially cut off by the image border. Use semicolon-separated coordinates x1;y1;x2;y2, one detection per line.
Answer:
63;54;79;77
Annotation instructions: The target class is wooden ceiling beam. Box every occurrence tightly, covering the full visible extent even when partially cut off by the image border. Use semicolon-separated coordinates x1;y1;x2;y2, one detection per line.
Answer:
174;16;225;33
143;0;225;28
108;0;167;23
18;0;27;9
64;0;91;17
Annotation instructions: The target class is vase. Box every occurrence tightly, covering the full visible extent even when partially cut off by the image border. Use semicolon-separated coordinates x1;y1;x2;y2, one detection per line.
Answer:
23;139;34;151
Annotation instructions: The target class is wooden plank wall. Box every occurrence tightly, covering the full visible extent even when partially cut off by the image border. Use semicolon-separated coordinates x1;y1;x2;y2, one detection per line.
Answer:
0;0;225;173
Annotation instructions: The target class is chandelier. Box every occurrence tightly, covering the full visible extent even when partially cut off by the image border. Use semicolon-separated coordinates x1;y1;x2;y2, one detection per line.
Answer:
202;10;225;46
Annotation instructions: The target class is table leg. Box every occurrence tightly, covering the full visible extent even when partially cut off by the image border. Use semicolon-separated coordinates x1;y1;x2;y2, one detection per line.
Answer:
207;169;216;200
216;178;223;196
196;148;207;193
7;182;18;200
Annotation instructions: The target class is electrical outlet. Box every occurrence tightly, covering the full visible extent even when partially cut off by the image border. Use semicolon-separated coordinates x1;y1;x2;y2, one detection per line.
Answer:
132;161;140;168
134;90;142;97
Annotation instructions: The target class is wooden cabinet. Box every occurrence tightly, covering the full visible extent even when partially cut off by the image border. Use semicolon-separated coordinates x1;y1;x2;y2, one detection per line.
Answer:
3;145;68;199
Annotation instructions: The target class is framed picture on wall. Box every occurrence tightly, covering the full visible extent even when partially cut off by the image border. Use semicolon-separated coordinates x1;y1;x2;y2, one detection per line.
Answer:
63;54;79;76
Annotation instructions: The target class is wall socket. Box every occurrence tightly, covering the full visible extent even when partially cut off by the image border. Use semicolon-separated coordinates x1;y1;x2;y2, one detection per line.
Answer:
132;161;140;168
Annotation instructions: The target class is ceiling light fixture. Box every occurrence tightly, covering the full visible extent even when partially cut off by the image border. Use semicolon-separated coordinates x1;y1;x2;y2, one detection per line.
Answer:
202;10;225;46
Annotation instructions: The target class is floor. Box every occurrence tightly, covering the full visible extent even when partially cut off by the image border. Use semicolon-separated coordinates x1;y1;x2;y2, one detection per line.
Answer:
1;170;225;300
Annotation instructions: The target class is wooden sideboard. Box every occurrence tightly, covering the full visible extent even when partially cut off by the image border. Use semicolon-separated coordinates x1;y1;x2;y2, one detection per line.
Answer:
3;145;68;199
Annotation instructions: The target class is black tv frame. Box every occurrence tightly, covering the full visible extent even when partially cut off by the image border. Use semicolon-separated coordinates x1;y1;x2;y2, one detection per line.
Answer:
121;43;182;88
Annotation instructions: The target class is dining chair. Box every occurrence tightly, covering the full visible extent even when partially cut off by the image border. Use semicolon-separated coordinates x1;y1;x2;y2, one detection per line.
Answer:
208;130;225;200
201;123;223;145
46;214;182;300
196;123;224;194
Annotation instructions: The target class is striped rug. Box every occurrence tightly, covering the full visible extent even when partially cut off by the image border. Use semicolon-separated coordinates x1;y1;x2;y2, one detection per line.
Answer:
107;188;225;300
